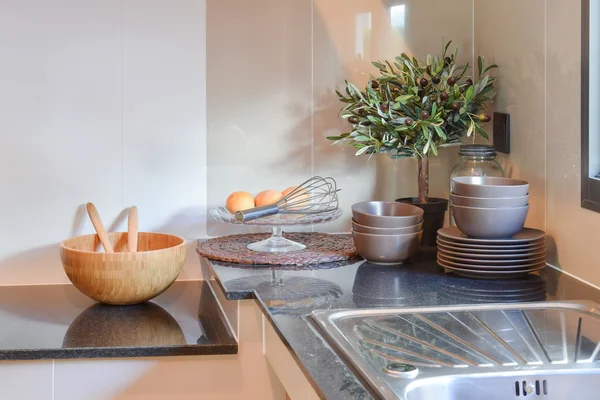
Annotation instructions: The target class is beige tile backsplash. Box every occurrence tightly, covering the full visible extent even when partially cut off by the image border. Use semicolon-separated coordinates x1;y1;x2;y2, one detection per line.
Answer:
545;0;600;285
206;0;313;236
474;0;547;230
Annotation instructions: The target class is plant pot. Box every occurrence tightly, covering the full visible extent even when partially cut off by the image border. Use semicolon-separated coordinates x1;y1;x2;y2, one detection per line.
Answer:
395;197;448;248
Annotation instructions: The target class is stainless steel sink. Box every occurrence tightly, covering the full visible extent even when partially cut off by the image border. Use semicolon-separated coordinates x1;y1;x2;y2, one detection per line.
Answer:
311;301;600;399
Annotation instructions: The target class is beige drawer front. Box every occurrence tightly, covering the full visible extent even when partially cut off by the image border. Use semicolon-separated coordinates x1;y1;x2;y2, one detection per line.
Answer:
263;316;321;400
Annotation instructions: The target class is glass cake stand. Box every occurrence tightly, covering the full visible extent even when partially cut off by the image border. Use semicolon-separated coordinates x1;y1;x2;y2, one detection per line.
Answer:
210;207;343;253
224;272;343;315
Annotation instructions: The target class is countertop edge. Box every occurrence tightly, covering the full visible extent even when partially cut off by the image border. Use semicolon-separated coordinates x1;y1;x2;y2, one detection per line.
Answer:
0;344;238;361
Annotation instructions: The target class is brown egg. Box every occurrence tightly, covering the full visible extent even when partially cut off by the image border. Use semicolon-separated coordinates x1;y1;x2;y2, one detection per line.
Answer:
281;186;309;210
226;192;255;214
282;186;298;197
255;190;283;207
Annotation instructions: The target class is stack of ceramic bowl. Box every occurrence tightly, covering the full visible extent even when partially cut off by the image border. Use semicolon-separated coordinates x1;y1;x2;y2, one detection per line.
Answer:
438;176;547;278
351;201;423;265
451;176;531;239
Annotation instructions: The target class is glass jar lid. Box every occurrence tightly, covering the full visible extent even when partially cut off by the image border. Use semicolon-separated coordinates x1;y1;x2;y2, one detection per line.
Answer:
458;144;497;158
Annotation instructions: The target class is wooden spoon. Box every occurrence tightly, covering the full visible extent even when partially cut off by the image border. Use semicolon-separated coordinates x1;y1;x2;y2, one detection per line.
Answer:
128;206;138;252
86;202;114;253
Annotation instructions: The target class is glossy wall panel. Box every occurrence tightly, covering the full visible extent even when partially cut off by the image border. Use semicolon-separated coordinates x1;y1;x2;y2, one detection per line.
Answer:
0;0;207;284
474;0;546;230
545;0;600;284
206;0;313;236
207;0;474;233
121;0;207;252
0;361;52;400
312;0;472;231
473;0;600;285
0;0;122;284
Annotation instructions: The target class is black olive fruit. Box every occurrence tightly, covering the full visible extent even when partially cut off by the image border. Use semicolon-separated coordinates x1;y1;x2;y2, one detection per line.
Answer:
479;113;491;122
447;77;456;86
440;92;449;101
444;57;452;67
381;104;389;113
421;111;430;120
371;81;379;89
405;118;414;126
432;76;441;85
348;116;359;124
419;78;429;88
452;101;461;111
466;78;474;87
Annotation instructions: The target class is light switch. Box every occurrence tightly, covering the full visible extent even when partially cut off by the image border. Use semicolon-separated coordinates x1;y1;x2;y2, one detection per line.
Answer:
493;112;510;154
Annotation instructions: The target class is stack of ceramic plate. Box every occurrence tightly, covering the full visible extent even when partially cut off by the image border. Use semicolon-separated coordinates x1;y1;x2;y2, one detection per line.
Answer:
437;226;547;278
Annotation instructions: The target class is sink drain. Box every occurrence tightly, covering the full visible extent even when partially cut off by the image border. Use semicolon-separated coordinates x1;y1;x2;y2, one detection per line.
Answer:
384;363;419;378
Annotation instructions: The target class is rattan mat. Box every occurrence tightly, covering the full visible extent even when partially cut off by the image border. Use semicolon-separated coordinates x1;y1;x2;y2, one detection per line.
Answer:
196;232;357;266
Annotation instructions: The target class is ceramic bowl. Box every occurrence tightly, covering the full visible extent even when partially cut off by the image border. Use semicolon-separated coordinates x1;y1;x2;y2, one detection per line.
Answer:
450;193;529;208
351;230;422;264
452;204;529;239
451;176;530;198
351;201;423;228
351;219;423;235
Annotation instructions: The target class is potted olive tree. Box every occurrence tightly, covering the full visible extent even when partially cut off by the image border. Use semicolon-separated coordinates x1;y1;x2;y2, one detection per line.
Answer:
327;40;497;246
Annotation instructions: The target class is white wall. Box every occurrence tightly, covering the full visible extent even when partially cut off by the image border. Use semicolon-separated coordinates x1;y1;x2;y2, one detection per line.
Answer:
0;0;207;285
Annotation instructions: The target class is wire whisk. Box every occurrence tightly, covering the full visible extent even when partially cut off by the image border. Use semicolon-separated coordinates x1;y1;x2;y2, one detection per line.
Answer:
234;176;340;222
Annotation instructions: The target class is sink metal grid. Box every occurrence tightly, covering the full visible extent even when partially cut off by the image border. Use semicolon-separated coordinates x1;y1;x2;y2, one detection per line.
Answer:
311;301;600;400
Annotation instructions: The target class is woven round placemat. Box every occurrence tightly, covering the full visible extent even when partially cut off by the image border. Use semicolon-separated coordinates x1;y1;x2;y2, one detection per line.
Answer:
196;232;357;266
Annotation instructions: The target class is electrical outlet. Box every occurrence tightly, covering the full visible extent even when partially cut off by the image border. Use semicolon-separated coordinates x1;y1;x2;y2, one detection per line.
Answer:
493;112;510;154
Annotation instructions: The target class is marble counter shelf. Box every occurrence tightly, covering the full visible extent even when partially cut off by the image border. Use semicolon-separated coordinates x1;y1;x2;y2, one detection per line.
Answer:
0;281;237;360
201;249;600;400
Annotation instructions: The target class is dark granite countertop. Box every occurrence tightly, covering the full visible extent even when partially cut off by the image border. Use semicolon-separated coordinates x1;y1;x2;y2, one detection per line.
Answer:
0;280;237;360
202;250;600;400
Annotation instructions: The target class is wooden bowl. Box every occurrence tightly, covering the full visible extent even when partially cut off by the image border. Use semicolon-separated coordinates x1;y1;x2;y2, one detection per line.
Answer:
60;232;187;305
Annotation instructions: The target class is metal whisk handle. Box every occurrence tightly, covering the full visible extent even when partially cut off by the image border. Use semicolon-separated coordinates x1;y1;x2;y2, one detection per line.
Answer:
234;205;279;223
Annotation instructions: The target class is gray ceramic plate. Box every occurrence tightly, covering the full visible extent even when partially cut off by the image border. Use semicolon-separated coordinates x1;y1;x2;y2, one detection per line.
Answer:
437;226;546;244
436;239;546;253
437;255;547;270
442;290;547;302
437;247;547;260
437;252;546;266
437;259;546;278
441;286;547;299
437;236;546;250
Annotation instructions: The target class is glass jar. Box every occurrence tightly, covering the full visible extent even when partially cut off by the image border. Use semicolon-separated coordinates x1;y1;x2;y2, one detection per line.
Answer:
449;145;505;225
